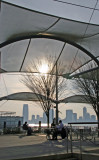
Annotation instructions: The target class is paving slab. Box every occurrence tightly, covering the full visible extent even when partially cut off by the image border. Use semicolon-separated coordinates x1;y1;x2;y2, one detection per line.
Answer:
0;134;99;160
0;134;69;160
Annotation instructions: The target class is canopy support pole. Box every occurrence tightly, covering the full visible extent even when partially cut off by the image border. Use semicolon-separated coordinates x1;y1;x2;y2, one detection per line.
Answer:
56;61;58;125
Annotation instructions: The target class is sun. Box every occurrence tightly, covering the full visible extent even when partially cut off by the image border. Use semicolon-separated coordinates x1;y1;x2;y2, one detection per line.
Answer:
39;63;49;74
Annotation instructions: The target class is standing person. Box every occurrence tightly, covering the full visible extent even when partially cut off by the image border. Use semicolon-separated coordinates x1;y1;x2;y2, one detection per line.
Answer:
52;120;65;140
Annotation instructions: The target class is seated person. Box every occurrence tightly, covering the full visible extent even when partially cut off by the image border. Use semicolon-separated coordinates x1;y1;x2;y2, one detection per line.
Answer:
23;121;32;135
51;118;56;128
52;120;66;140
23;121;28;130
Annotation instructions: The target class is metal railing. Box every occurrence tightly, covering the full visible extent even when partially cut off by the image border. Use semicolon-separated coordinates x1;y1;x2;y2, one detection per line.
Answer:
68;122;99;160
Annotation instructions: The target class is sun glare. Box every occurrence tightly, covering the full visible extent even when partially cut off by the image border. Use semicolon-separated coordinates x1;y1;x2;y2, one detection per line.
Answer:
39;63;49;74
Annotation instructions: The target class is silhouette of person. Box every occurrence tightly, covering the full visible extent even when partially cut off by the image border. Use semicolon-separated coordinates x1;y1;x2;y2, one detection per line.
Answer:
23;122;32;135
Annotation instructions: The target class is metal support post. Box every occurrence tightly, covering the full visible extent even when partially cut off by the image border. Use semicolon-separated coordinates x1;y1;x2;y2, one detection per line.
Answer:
67;134;68;153
56;61;58;125
80;131;82;160
70;124;73;154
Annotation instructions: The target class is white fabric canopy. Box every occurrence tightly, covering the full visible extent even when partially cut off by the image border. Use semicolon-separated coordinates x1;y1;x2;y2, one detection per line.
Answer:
0;0;99;76
0;0;99;103
0;92;91;104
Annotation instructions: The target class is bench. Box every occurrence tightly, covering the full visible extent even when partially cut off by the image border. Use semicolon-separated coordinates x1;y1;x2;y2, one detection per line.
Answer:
45;127;68;140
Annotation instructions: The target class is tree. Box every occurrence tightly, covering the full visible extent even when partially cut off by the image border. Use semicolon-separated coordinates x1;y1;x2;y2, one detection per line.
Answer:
73;61;99;135
21;56;67;127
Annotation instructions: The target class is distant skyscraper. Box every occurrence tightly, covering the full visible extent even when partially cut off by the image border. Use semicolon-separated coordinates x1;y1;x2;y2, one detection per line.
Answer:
36;115;40;123
49;109;54;123
43;112;47;123
79;116;83;122
86;113;90;121
83;107;87;121
37;115;40;120
23;104;29;123
32;115;35;123
73;113;77;122
66;110;73;122
91;115;96;121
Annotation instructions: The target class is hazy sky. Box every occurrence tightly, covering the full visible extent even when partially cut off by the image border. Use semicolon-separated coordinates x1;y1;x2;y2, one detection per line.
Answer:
0;74;96;120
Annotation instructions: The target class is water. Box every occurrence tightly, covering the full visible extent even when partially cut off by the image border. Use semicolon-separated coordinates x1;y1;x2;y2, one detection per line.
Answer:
29;123;48;127
29;123;97;129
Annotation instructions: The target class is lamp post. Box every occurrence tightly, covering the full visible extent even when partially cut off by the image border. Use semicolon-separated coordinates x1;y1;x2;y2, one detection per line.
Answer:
56;61;58;125
96;83;99;105
96;82;99;137
47;88;50;128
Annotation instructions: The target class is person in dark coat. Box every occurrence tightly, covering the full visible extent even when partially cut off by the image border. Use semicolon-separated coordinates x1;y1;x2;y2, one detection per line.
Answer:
23;122;32;135
52;120;66;140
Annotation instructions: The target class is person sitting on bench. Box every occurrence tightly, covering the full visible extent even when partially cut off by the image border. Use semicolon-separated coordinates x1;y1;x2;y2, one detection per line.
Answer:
23;121;32;135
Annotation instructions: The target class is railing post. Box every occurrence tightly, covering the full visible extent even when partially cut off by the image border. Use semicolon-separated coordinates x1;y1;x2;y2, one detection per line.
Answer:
70;124;73;154
68;122;99;159
66;132;68;153
80;130;82;160
39;121;41;133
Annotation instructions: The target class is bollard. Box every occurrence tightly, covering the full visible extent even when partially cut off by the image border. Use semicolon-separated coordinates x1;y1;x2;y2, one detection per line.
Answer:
39;121;41;133
3;121;6;134
18;120;21;133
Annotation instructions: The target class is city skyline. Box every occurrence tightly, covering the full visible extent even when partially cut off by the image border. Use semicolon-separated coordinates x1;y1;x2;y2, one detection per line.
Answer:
0;99;96;120
23;104;97;124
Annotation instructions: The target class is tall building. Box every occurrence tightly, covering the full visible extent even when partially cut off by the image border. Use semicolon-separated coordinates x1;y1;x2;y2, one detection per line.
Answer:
79;116;83;122
43;112;47;123
23;104;29;123
32;115;35;123
36;115;40;123
66;110;73;122
49;109;54;123
86;113;90;121
83;107;87;121
91;115;96;121
73;113;77;122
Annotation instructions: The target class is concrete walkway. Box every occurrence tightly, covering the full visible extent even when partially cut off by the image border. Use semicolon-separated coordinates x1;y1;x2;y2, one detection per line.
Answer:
0;133;99;160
